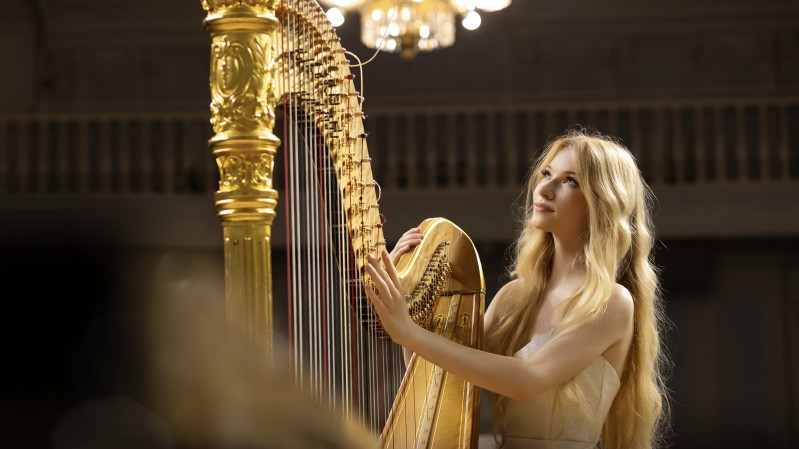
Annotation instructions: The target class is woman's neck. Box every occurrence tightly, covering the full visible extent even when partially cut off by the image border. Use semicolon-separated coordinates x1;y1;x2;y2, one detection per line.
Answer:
549;234;586;288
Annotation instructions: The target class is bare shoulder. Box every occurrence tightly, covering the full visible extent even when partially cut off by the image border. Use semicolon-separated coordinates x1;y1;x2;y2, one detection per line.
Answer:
488;279;523;311
484;279;524;333
604;283;634;328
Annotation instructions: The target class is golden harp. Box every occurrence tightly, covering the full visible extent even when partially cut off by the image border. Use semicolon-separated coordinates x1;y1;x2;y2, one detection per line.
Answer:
199;1;485;447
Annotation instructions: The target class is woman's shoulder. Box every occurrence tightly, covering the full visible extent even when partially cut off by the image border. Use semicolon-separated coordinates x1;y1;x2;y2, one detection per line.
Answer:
605;283;634;326
493;278;525;306
484;279;525;331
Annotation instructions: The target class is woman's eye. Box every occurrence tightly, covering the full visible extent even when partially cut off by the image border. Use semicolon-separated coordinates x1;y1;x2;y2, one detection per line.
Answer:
541;170;551;178
565;177;579;186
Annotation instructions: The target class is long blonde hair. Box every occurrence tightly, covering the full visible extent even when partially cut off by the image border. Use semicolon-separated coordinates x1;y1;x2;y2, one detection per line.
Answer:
485;130;670;449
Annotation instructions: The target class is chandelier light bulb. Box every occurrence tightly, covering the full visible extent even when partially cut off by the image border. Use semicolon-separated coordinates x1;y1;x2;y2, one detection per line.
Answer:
475;0;511;12
419;24;430;39
462;10;481;30
353;0;509;59
326;7;345;27
319;0;365;8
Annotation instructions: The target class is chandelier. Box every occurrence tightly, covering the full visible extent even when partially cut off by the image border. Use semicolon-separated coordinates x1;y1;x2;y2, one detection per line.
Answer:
319;0;511;61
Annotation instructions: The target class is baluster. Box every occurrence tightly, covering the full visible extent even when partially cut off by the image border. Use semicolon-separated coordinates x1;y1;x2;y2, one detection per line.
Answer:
630;108;642;167
587;108;598;130
485;110;496;188
181;118;193;194
57;118;69;193
37;116;48;193
141;118;152;193
119;118;131;194
425;113;435;188
164;117;175;194
652;107;665;185
385;114;397;190
546;109;557;148
525;108;537;178
673;106;685;185
736;104;747;184
465;112;477;189
0;119;7;194
695;106;707;185
406;113;417;190
713;106;725;184
447;112;457;190
77;118;90;193
504;108;517;189
758;105;769;182
778;104;789;182
567;107;578;129
18;118;30;194
99;117;112;193
608;107;619;138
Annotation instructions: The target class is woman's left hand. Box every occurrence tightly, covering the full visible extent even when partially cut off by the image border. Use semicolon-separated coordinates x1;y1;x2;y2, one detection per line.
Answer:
364;250;417;347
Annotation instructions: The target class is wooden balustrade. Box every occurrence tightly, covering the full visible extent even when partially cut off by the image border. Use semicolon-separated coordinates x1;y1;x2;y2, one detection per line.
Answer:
1;97;796;196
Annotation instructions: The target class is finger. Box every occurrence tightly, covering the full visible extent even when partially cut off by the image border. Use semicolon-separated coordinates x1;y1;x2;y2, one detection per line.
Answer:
395;236;422;250
381;249;402;290
400;235;424;245
402;227;421;237
400;230;424;240
366;254;394;297
363;282;386;310
392;244;410;257
369;253;405;302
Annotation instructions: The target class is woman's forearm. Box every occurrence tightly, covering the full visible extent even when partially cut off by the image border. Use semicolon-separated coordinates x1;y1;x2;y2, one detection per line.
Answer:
402;325;541;401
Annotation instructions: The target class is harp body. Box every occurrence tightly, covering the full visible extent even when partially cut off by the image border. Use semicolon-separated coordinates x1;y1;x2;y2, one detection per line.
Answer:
199;1;485;447
384;218;485;449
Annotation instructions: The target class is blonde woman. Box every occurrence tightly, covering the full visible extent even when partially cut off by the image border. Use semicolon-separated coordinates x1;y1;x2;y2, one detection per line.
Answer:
365;131;670;449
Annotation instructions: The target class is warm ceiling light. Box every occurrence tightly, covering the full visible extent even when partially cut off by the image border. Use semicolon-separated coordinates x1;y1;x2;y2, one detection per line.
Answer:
319;0;511;61
461;10;481;31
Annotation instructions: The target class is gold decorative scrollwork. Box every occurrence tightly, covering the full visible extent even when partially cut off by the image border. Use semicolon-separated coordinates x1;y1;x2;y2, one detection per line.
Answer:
455;312;472;345
218;153;274;192
432;314;446;336
201;0;278;13
210;35;276;134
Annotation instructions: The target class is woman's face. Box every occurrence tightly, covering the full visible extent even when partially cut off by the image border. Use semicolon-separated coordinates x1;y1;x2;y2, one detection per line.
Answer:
530;148;589;239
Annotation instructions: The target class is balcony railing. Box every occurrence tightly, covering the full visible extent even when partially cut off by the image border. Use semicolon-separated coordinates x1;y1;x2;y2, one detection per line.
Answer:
1;96;797;196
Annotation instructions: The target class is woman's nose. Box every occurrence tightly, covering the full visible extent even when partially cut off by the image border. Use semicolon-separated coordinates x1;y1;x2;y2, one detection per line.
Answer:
538;180;555;199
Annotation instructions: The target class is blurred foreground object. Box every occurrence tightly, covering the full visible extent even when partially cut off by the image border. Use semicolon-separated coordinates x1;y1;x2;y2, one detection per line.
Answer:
148;294;375;449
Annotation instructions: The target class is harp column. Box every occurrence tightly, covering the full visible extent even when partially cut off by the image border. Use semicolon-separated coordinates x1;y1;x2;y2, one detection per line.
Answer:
201;0;281;360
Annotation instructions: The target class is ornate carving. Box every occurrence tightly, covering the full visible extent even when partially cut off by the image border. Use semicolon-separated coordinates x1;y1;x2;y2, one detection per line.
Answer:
455;312;472;345
217;153;274;191
210;35;277;134
201;0;278;12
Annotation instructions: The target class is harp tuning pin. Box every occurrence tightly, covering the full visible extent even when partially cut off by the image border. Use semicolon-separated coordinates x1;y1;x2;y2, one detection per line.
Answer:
346;74;355;80
359;132;368;139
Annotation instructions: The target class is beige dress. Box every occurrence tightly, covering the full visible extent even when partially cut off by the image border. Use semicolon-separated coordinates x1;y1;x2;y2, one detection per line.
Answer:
502;331;621;449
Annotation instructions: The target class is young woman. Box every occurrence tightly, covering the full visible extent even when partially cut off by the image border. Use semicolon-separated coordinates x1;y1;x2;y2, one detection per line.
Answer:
364;130;670;449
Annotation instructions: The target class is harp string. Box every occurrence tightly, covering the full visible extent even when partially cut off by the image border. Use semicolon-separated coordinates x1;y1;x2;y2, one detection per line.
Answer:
279;0;406;435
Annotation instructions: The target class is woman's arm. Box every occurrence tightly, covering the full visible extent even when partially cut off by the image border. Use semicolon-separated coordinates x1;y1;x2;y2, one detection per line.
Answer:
365;250;633;401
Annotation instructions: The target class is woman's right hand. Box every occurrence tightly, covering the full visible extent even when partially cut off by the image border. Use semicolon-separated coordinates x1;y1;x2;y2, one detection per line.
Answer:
389;227;424;266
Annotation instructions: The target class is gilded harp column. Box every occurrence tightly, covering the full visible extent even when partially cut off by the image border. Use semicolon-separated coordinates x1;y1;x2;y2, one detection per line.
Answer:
200;0;280;359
